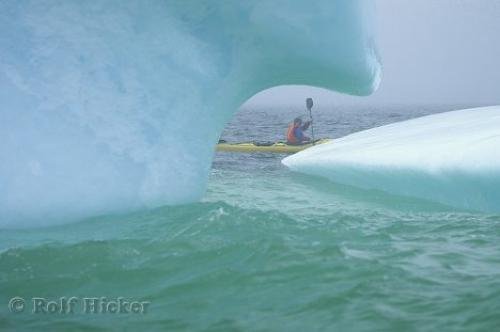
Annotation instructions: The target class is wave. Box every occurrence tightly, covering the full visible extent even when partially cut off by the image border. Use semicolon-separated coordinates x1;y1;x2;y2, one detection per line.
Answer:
2;200;499;330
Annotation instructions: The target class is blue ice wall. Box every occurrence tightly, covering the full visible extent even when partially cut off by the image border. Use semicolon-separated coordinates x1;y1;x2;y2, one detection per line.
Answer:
0;0;380;227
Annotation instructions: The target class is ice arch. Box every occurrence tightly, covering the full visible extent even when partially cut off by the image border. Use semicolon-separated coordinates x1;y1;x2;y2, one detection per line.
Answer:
0;0;380;227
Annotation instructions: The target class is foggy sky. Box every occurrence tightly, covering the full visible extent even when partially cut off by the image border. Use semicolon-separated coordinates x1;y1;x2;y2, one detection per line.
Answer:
247;0;500;108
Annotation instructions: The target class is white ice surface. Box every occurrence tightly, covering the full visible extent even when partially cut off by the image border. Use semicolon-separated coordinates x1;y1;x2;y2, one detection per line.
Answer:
283;106;500;213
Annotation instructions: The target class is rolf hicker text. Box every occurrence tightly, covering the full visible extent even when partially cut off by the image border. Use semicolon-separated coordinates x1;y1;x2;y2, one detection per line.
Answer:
8;297;150;314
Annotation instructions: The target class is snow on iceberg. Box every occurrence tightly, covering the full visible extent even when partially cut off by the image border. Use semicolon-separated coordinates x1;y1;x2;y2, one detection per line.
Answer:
282;106;500;213
0;1;380;227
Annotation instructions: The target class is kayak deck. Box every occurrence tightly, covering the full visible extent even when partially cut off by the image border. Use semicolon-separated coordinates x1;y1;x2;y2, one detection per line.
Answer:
216;139;331;154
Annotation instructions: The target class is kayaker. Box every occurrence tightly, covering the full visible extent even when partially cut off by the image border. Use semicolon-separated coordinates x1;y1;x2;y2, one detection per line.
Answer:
287;117;311;145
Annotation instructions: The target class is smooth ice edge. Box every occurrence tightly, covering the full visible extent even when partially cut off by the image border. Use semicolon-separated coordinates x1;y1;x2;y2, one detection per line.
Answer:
282;106;500;213
0;0;380;228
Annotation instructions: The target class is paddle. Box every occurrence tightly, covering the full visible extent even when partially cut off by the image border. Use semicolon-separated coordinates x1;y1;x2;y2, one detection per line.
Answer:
306;98;315;145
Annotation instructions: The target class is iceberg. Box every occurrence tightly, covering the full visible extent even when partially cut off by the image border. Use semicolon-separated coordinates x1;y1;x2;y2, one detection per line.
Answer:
0;0;380;227
283;106;500;213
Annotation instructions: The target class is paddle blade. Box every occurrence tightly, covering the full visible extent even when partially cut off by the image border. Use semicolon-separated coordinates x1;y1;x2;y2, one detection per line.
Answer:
306;98;313;110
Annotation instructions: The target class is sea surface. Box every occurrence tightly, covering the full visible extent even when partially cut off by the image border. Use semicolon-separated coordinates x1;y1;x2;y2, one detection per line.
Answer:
2;105;500;331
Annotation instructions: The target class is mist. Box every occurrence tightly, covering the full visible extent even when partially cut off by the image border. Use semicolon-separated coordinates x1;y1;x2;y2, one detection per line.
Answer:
246;0;500;108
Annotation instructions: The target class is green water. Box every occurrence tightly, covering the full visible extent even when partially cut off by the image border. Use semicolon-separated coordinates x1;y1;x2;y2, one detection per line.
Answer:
2;107;500;331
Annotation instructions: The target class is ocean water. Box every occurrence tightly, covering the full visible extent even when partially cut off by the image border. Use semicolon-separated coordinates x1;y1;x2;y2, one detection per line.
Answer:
2;105;500;331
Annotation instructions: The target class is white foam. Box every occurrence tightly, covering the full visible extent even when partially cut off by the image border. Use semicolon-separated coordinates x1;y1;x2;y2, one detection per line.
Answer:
283;106;500;213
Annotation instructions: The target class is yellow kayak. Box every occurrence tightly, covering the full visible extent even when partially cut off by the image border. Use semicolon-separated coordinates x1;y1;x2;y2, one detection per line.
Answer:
217;139;331;154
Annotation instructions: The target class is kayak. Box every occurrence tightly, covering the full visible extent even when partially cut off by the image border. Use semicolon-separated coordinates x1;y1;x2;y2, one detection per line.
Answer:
216;139;331;154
